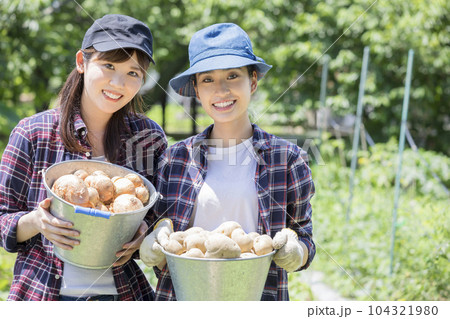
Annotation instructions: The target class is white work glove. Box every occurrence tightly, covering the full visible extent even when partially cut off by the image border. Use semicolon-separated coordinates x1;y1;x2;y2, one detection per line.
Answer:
272;228;305;273
139;218;173;267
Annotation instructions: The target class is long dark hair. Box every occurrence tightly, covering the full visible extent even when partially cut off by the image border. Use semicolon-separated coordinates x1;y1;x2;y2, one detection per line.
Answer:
58;48;150;163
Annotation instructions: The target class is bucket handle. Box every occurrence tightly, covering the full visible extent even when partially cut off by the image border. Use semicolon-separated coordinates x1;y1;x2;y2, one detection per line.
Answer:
74;206;111;219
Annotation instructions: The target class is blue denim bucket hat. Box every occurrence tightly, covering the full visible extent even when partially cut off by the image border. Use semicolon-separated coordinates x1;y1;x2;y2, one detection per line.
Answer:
169;23;272;97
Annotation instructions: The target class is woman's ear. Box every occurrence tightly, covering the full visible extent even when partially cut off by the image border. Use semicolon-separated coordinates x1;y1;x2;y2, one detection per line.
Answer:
193;78;200;99
250;70;258;94
76;50;85;74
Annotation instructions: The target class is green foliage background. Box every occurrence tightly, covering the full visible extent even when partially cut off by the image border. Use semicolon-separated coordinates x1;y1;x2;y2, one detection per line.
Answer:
309;136;449;300
0;0;449;153
0;0;449;301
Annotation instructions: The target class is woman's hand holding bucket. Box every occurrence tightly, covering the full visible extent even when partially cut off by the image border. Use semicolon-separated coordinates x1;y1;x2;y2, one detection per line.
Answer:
272;228;308;272
139;218;173;269
113;220;149;267
17;198;80;250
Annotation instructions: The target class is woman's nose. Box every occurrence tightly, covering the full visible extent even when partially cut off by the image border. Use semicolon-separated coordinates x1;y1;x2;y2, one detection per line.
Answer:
215;79;230;94
109;73;125;88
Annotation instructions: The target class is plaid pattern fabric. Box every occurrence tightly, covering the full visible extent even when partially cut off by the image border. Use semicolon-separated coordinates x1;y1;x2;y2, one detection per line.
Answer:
0;108;167;301
152;124;315;301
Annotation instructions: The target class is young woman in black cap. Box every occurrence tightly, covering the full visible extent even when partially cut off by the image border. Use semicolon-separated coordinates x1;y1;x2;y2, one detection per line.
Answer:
0;14;166;301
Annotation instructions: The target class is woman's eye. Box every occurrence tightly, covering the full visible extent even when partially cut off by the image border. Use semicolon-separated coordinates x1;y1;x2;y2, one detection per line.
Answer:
129;71;139;77
104;63;114;70
202;78;213;83
228;74;238;80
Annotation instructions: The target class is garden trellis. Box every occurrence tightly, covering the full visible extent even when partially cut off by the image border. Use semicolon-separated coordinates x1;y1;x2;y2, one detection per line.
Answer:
316;47;448;275
390;49;414;275
346;46;370;223
317;54;330;148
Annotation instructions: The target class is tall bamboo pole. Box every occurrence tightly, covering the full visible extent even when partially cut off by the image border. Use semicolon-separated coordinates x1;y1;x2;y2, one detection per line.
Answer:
390;49;414;275
346;46;370;222
318;55;330;145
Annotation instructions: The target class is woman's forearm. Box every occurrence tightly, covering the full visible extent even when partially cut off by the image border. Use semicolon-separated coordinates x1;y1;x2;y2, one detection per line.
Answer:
16;211;39;243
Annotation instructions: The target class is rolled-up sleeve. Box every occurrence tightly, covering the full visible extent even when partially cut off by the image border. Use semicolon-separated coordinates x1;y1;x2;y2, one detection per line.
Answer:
286;149;316;270
0;123;35;252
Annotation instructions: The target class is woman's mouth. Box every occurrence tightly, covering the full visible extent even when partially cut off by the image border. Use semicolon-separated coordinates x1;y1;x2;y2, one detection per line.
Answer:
212;100;235;110
103;90;122;100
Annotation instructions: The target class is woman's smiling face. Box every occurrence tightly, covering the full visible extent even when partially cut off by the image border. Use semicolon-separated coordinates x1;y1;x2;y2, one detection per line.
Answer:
79;50;144;117
194;67;257;126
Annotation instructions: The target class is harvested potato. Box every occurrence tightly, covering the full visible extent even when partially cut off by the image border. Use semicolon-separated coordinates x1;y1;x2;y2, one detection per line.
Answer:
111;194;143;213
135;186;149;204
184;233;208;253
205;233;241;259
157;223;276;259
199;230;211;237
85;174;114;203
113;177;136;197
182;248;205;258
91;170;109;177
231;228;253;253
253;234;273;256
184;226;204;235
95;202;109;212
212;221;242;237
73;169;88;180
111;176;122;183
87;187;100;207
125;173;144;187
248;232;260;241
52;174;90;207
52;166;151;214
164;239;185;255
169;231;188;245
240;252;258;258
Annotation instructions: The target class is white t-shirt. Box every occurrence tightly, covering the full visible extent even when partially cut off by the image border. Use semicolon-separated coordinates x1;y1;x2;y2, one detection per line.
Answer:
191;138;259;233
60;264;117;297
60;154;117;297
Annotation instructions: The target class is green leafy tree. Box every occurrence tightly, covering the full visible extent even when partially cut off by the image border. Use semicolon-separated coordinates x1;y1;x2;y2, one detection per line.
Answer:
0;0;448;154
0;0;95;137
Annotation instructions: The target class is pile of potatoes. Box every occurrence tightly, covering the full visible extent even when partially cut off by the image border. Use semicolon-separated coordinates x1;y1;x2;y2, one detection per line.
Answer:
163;221;278;259
51;169;150;213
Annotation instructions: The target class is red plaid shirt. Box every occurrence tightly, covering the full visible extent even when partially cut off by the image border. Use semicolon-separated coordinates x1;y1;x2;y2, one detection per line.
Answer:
0;108;167;301
152;124;315;301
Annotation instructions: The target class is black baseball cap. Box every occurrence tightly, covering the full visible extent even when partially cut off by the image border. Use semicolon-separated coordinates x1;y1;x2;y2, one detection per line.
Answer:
82;14;155;64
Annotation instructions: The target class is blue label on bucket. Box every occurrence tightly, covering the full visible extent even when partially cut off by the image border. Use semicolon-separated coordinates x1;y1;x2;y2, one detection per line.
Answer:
74;206;111;219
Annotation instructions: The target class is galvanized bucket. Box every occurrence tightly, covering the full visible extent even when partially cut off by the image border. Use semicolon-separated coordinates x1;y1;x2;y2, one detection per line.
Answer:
42;160;159;269
164;250;275;300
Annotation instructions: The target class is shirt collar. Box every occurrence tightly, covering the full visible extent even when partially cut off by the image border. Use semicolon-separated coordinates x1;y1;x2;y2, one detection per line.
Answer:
251;124;271;152
73;112;88;140
193;124;271;152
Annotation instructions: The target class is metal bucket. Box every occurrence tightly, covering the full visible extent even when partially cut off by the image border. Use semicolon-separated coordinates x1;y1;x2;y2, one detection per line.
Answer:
164;250;275;300
42;160;159;269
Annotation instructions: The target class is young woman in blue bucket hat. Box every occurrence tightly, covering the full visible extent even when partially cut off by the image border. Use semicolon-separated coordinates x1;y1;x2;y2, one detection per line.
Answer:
140;23;315;301
0;14;167;301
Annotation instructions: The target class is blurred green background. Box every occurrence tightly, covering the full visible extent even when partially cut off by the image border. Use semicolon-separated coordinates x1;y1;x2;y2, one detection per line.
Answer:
0;0;448;301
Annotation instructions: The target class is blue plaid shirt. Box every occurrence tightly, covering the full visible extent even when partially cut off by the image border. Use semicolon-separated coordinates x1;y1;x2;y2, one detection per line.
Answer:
152;124;315;301
0;108;167;300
